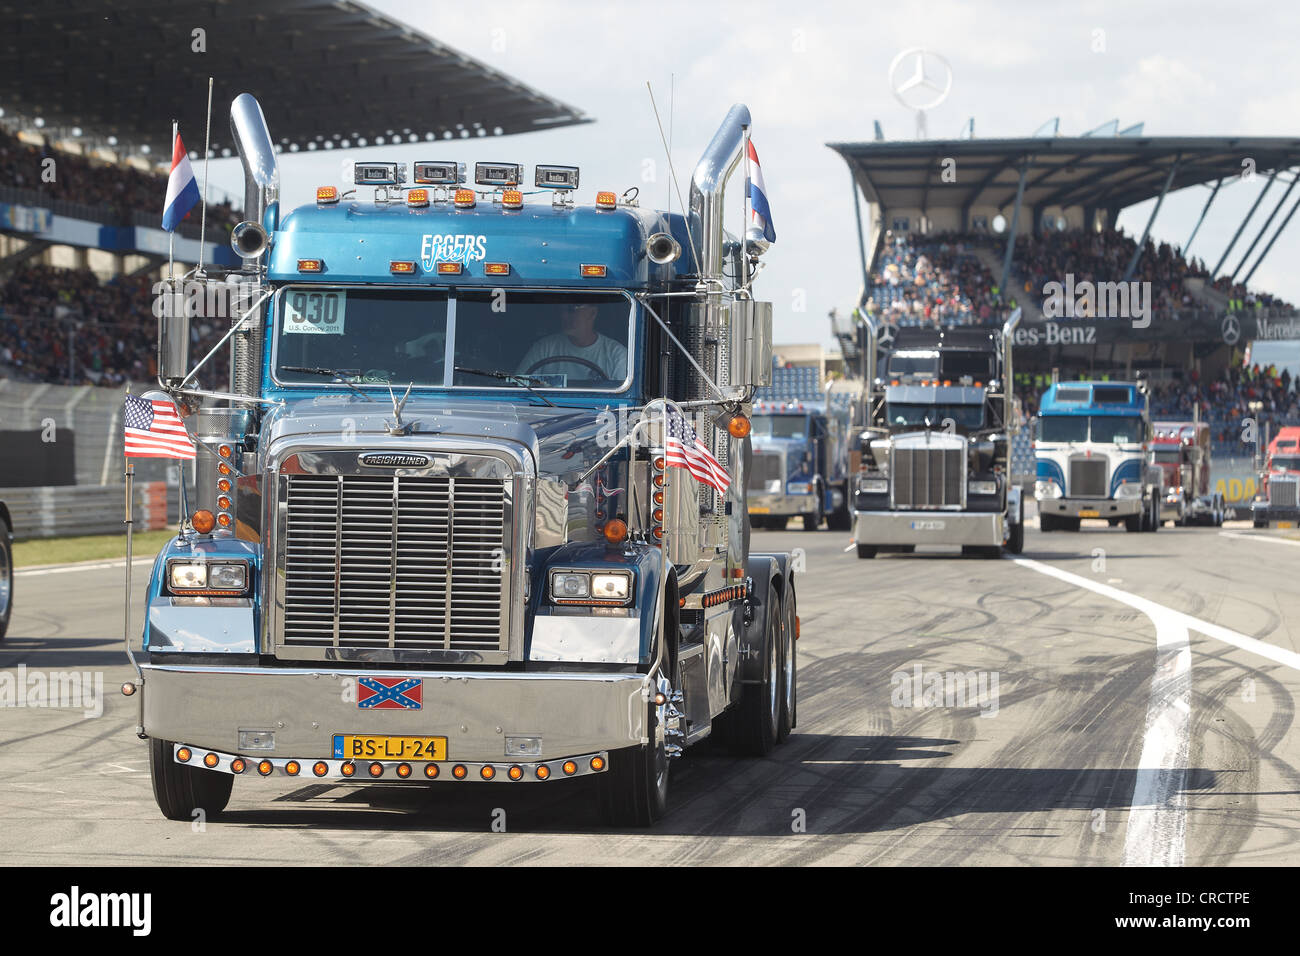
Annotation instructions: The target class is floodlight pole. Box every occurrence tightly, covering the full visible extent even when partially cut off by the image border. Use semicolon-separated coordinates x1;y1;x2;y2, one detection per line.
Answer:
1213;169;1277;279
1122;157;1179;283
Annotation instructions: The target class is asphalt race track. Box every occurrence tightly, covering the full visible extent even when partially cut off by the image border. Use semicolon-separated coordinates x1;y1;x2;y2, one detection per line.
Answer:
3;513;1299;866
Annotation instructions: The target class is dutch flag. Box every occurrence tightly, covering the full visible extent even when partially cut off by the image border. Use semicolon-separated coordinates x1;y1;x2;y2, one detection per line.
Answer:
161;132;200;232
746;140;776;244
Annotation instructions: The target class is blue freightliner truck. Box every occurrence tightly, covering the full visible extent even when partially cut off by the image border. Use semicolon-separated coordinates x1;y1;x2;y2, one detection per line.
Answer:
128;94;798;826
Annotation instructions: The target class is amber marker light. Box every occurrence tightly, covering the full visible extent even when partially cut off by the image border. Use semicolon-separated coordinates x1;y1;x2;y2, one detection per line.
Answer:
340;762;356;777
535;765;551;780
590;756;605;772
508;765;523;781
580;263;607;277
436;261;463;275
258;760;273;776
562;761;578;776
424;763;439;779
396;763;412;779
297;259;323;272
176;747;192;763
728;414;751;439
316;186;339;204
389;260;417;274
407;188;429;208
501;189;523;209
603;518;628;545
217;462;232;476
230;758;246;774
484;262;510;276
653;491;663;505
217;496;232;511
313;761;329;777
217;478;232;493
595;191;617;209
203;752;219;768
285;761;301;776
480;765;496;780
192;510;216;534
217;513;233;528
368;762;383;778
453;188;476;208
452;764;468;779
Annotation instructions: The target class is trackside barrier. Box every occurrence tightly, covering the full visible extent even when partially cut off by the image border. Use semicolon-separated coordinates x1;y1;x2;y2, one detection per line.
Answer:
2;481;177;539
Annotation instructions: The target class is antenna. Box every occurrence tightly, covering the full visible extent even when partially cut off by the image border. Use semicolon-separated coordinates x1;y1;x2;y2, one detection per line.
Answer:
646;81;702;277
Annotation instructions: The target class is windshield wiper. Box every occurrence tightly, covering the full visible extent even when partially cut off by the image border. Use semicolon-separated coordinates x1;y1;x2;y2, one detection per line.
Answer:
281;366;376;402
455;366;556;407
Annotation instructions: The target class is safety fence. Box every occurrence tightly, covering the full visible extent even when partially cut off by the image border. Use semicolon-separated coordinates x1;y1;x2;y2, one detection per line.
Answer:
2;481;176;539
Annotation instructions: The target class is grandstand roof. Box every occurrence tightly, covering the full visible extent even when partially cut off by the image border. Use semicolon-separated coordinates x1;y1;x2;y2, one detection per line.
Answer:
0;1;589;154
828;137;1300;213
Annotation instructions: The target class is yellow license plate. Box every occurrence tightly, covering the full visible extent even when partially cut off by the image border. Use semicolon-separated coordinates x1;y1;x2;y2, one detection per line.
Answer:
1079;509;1099;518
749;507;771;514
332;735;447;761
1278;521;1294;529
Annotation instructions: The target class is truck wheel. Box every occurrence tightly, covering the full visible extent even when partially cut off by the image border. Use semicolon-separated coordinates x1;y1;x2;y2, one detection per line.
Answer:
1125;513;1142;532
716;590;781;757
600;604;676;827
0;524;11;641
149;737;233;822
1039;513;1056;532
801;486;823;531
1063;517;1081;532
1145;498;1160;532
777;583;797;741
825;486;852;531
1005;501;1024;555
856;544;876;559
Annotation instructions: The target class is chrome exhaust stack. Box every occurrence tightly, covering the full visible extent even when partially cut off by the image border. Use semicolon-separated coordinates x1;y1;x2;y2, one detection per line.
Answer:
689;103;751;286
228;93;280;400
1001;308;1022;434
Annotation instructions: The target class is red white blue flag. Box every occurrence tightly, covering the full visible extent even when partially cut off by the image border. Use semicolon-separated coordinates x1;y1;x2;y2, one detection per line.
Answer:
665;405;730;494
746;140;776;244
162;132;200;232
123;394;195;459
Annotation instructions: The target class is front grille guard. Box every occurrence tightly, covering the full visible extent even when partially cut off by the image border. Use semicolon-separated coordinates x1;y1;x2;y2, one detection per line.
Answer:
262;442;529;665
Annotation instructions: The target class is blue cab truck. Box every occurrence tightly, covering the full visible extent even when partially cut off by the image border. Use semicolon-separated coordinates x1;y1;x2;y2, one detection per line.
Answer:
747;367;861;531
128;94;799;826
1034;380;1162;532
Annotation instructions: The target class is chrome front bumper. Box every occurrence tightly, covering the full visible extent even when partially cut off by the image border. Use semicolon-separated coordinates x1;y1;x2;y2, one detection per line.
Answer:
748;492;815;516
1037;497;1142;518
140;663;650;764
853;510;1003;546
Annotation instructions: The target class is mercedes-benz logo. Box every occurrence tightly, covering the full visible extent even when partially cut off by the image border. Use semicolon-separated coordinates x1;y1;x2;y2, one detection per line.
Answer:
889;48;953;112
878;323;898;349
1221;313;1241;346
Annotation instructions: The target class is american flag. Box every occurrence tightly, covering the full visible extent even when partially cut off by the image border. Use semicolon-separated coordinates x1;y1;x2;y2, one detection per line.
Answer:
123;394;195;459
664;405;729;494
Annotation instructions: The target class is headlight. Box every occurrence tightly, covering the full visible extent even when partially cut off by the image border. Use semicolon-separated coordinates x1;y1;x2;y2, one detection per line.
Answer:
787;482;812;495
764;479;782;494
1035;480;1062;499
967;480;998;496
550;569;633;605
167;560;249;594
1115;482;1142;498
859;478;888;494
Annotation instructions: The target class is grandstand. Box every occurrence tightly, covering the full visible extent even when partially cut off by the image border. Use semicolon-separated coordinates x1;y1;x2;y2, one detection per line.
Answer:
828;127;1300;459
0;0;588;495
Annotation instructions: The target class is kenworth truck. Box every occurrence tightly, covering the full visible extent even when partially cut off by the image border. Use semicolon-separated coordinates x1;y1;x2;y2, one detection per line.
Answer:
748;368;860;531
1035;380;1162;532
1150;419;1224;526
1251;426;1300;528
126;94;798;826
851;317;1025;559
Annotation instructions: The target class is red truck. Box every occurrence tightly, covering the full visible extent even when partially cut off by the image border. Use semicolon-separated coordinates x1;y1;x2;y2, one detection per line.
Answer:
1150;420;1225;526
1251;426;1300;528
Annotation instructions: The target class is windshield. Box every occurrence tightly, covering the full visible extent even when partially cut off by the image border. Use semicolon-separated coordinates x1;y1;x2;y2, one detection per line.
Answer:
886;402;984;429
940;351;994;381
751;414;807;440
1038;415;1145;443
1151;448;1181;464
274;287;633;391
1271;456;1300;471
887;350;939;377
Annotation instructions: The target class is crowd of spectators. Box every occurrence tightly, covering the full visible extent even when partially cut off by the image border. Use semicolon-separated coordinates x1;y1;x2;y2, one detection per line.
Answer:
0;125;240;232
0;264;229;388
1150;363;1300;456
864;232;1010;327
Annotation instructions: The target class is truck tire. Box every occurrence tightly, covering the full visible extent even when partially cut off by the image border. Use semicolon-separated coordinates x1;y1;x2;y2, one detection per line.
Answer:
1125;513;1142;532
600;601;676;827
777;582;797;741
962;545;1001;558
856;544;876;559
1039;513;1057;532
801;485;823;531
149;737;233;822
826;486;852;531
1004;499;1024;555
0;523;12;641
715;590;781;757
1145;497;1160;532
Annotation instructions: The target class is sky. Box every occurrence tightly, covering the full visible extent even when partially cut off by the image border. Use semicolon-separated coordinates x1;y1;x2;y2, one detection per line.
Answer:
194;0;1300;349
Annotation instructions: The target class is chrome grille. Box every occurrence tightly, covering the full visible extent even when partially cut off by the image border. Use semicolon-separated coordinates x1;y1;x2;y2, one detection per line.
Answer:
1270;478;1298;508
750;452;783;490
281;473;506;653
892;445;963;508
1069;458;1108;498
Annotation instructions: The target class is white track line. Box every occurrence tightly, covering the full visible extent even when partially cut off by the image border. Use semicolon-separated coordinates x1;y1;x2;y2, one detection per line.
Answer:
1010;556;1300;867
1219;530;1300;548
15;557;155;577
